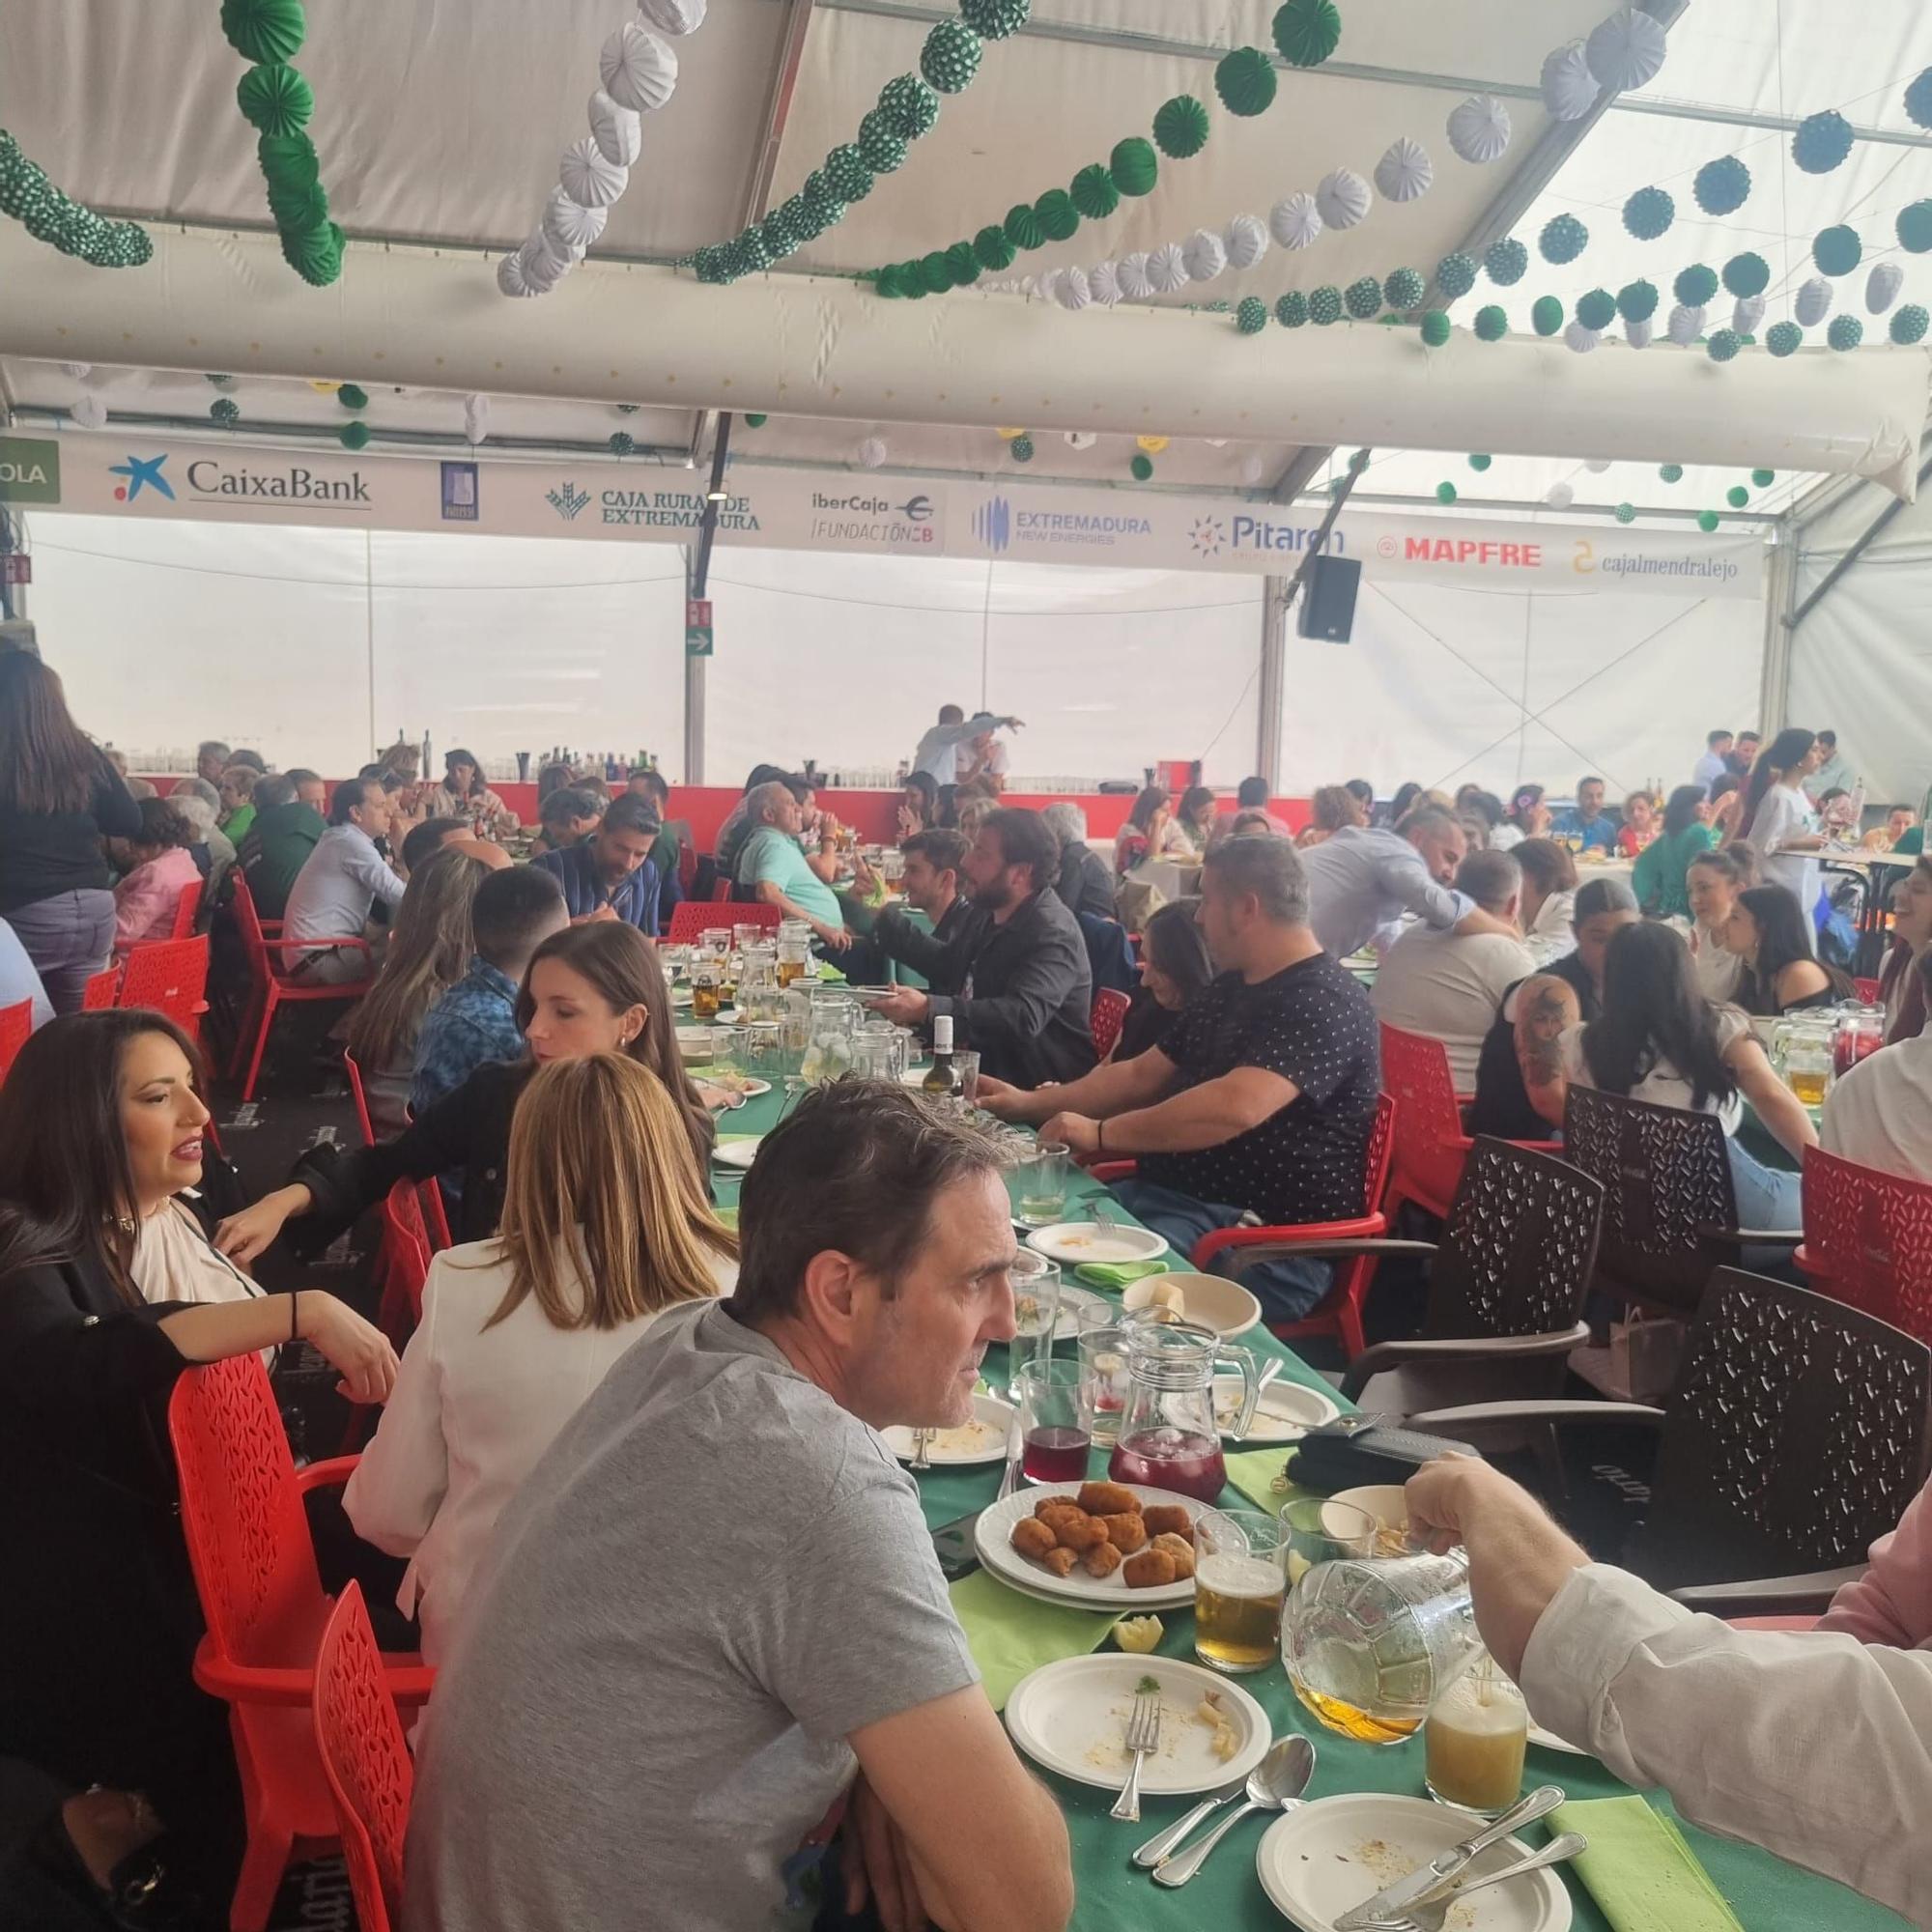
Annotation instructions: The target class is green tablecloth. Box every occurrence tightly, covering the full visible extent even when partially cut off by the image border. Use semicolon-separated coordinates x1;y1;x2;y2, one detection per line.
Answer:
708;1084;1900;1932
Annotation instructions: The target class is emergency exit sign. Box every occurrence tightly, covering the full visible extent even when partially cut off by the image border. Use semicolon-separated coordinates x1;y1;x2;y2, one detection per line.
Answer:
685;596;714;658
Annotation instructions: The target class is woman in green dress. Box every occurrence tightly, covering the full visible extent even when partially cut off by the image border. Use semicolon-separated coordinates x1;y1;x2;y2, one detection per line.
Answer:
1632;783;1717;920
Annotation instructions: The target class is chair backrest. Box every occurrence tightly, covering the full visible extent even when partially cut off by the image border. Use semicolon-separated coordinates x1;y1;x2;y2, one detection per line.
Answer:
313;1582;412;1932
343;1048;377;1146
81;966;120;1009
1854;976;1882;1006
115;936;210;1037
167;1353;327;1670
383;1180;433;1326
1427;1137;1605;1338
1378;1023;1469;1211
169;876;205;939
0;1000;33;1081
1560;1084;1738;1315
1633;1269;1932;1590
708;876;735;903
1802;1147;1932;1345
1361;1090;1398;1215
1091;986;1131;1060
230;871;275;975
668;899;780;944
1074;912;1138;996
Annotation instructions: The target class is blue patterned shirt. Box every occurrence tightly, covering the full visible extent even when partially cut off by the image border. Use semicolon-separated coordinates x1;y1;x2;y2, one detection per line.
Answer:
411;956;526;1117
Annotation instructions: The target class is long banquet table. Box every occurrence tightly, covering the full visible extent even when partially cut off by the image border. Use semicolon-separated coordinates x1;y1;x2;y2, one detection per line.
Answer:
706;1080;1904;1932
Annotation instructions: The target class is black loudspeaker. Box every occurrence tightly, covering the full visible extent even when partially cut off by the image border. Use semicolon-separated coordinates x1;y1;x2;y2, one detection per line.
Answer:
1295;554;1361;642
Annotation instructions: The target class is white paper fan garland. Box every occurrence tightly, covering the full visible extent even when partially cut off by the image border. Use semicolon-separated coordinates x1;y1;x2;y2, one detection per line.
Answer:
1867;263;1905;314
1118;251;1154;299
1565;321;1602;354
1732;296;1766;336
1088;259;1122;306
69;392;108;431
543;186;609;253
1181;228;1228;282
1447;95;1512;164
560;136;629;209
1626;317;1654;349
588;91;643;166
1541;41;1601;121
1315;167;1372;231
1586;7;1669;94
1146;242;1190;294
1374;138;1433;203
1224;213;1269;271
1666;303;1705;345
1795;277;1833;327
1584;459;1613;474
600;22;678;113
857;436;888;469
1270;193;1322;250
1053;266;1093;310
639;0;706;33
1545;482;1576;508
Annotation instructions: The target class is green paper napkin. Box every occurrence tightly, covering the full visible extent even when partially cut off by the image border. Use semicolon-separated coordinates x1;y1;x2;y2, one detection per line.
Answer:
1548;1797;1746;1932
1073;1258;1170;1290
950;1570;1119;1713
1223;1445;1298;1511
717;1131;760;1142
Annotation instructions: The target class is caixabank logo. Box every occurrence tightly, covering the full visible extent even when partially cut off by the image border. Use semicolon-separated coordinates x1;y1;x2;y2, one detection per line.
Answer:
110;452;373;511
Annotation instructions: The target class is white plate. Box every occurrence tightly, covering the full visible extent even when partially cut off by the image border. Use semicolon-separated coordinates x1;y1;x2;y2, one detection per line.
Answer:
974;1481;1206;1611
1213;1374;1341;1442
1123;1270;1262;1339
712;1137;763;1170
880;1396;1014;1466
700;1075;772;1100
1037;1280;1112;1342
1026;1222;1170;1267
1257;1793;1572;1932
1005;1653;1270;1797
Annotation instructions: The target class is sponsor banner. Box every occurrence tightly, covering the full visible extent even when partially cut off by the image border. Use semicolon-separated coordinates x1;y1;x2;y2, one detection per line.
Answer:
44;440;1764;597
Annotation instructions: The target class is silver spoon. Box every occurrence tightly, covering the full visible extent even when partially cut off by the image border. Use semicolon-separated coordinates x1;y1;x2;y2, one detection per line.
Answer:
1151;1734;1316;1888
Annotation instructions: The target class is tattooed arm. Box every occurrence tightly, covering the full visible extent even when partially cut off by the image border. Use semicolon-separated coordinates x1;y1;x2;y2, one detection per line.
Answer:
1514;975;1581;1128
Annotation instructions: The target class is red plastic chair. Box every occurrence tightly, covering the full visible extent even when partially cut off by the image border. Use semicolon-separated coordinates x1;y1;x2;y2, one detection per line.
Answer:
668;899;781;945
0;999;32;1081
1854;977;1883;1006
313;1583;412;1932
1091;986;1131;1060
116;935;211;1042
420;1179;454;1254
1797;1147;1932;1345
228;873;373;1103
170;876;205;940
1378;1023;1560;1224
81;966;120;1009
378;1179;434;1340
167;1355;432;1932
708;876;736;903
342;1048;377;1147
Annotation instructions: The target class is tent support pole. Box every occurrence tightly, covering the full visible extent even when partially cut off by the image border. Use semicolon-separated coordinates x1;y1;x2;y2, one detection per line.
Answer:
683;546;707;785
1258;581;1287;790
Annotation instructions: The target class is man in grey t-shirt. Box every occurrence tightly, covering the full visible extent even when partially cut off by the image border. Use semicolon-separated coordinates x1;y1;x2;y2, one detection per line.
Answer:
406;1083;1074;1932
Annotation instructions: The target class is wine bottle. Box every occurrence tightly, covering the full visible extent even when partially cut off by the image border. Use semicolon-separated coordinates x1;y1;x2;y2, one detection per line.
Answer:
923;1015;962;1097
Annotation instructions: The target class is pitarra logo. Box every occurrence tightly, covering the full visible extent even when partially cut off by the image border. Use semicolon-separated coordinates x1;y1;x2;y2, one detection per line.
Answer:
1188;517;1226;557
109;453;173;502
548;482;591;522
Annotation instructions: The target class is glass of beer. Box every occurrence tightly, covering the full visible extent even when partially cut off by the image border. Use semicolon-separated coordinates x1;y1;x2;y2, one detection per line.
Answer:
1424;1651;1528;1814
777;935;811;988
690;962;723;1020
1193;1508;1287;1675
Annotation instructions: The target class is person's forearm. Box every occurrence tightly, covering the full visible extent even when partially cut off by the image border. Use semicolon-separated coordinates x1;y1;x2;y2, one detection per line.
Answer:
158;1291;307;1362
1098;1083;1268;1155
907;1782;1071;1932
1005;1053;1165;1124
1755;1079;1819;1159
806;846;840;884
1465;1511;1589;1679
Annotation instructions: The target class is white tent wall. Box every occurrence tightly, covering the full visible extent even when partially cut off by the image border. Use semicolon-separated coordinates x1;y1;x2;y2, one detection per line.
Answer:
1280;577;1765;799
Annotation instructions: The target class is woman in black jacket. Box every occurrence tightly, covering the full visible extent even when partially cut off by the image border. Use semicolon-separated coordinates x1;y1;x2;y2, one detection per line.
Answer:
0;1012;393;1904
0;651;142;1012
215;922;717;1264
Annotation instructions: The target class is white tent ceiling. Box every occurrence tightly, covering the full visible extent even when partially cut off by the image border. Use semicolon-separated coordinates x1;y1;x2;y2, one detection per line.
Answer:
3;0;1931;516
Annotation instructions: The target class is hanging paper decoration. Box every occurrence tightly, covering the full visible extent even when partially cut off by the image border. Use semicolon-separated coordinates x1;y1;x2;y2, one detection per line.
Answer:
1749;469;1776;488
1436;252;1477;298
1541;40;1601;121
1698;510;1720;531
859;116;909;175
1374;138;1433;204
1546;482;1576;508
69;392;108;431
640;0;706;29
1435;481;1458;504
1308;284;1343;325
333;383;368;411
994;426;1027;440
544;185;608;252
857;436;889;469
960;0;1029;34
1576;289;1616;330
1690;159;1749;223
1532;296;1564;336
1082;258;1120;305
1236;296;1268;333
1792;109;1854;175
1036;187;1079;242
1465;453;1492;472
1617;279;1659;323
561;136;628;209
1009;433;1036;461
1540;213;1588;265
1828;314;1863;351
920;20;982;93
1705;328;1740;363
1814;225;1861;276
1867;263;1905;314
1584;459;1613;473
1270;194;1322;250
1110;135;1160;196
1622;186;1673;241
1732;296;1765;335
1136;436;1170;456
1273;0;1342;67
1153;95;1209;158
1276;290;1309;327
1447;95;1511;164
601;23;677;112
1182;228;1228;282
339;421;370;451
1383;267;1425;310
589;92;642;167
1064;430;1097;450
1720;252;1769;298
1069;163;1118;221
1420;310;1453;347
237;61;314;135
0;128;153;268
1240;454;1269;486
1344;276;1381;320
208;397;240;425
1129;453;1154;481
1473;304;1508;341
1725;485;1749;508
462;394;489;445
222;0;306;63
1146;242;1189;294
1626;318;1654;348
1891;304;1930;345
608;431;636;457
1907;69;1932;129
1897;202;1932;254
1215;47;1277;117
1795;277;1833;326
1766;321;1803;357
1658;463;1683;483
1004;203;1044;251
1673;263;1719;307
1613;503;1637;524
1315;168;1372;231
1666;304;1704;345
1117;252;1153;299
1224;213;1268;271
1585;7;1669;92
1052;266;1092;309
1566;321;1602;354
1485;238;1528;286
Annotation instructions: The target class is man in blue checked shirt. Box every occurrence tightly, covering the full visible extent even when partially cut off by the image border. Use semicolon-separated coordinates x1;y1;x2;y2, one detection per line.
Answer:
531;792;665;934
1548;775;1621;855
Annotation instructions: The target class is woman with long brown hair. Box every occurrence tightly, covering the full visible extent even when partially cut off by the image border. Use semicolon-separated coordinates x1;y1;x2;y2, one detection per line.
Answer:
217;921;717;1260
0;649;143;1010
1293;783;1366;850
0;1012;393;1902
346;845;489;1134
343;1054;735;1662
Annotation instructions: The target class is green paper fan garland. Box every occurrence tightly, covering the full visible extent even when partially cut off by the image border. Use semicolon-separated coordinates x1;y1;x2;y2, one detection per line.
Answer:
1623;186;1674;242
1693;156;1750;216
1891;303;1930;345
825;145;874;204
339;420;370;451
1308;285;1343;326
1467;453;1492;471
1673;263;1719;307
280;217;343;285
237;61;313;136
608;431;636;456
1473;304;1508;341
1110;136;1159;197
335;383;368;411
944;240;980;286
1436;252;1477;299
1069;163;1119;220
920;20;983;94
1272;0;1342;68
1435;482;1458;504
210;397;242;425
1345;276;1382;320
1214;47;1277;118
1766;321;1804;357
1722;252;1769;298
1659;463;1684;483
1129;453;1154;482
1814;225;1861;276
878;73;942;139
1896;202;1932;254
1908;70;1932;131
1383;267;1425;311
857;113;909;175
959;0;1030;38
1576;289;1616;331
1484;239;1528;287
0;128;153;267
1751;469;1776;487
1540;214;1588;265
1034;188;1079;242
1617;279;1659;324
1828;314;1864;351
1276;290;1309;327
1003;202;1044;250
1532;295;1564;337
1725;485;1749;508
1792;109;1854;175
1152;95;1209;159
917;250;952;295
1706;328;1741;363
744;413;768;428
1009;432;1035;461
973;223;1014;270
1236;295;1268;334
1615;503;1637;525
1698;510;1721;532
220;0;305;65
1420;310;1452;348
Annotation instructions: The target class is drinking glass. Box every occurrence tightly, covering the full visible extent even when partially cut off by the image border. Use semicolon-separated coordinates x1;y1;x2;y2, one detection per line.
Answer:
690;961;723;1021
734;1022;782;1086
777;934;813;989
1279;1496;1378;1589
733;923;765;952
1006;1250;1064;1402
699;926;732;959
1425;1651;1528;1815
1016;1359;1090;1486
1076;1313;1130;1447
1193;1508;1288;1675
953;1049;981;1108
1014;1143;1071;1227
1783;1024;1833;1109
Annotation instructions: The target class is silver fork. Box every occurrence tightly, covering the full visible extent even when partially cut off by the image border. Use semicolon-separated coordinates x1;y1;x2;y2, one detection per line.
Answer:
909;1428;935;1470
1108;1690;1162;1823
1368;1833;1589;1932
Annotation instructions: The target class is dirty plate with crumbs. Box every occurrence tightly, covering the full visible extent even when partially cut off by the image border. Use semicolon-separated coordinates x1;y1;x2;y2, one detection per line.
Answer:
1255;1793;1571;1931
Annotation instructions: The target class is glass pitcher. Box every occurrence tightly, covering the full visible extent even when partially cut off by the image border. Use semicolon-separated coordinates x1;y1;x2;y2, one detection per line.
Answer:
1105;1319;1259;1504
1833;1002;1886;1078
1281;1547;1482;1746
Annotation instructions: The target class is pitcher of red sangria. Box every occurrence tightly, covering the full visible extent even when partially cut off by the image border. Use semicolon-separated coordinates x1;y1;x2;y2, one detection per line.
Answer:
1106;1319;1260;1505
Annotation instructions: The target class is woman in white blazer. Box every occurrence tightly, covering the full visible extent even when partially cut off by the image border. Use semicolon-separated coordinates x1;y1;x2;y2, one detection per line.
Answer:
344;1050;737;1663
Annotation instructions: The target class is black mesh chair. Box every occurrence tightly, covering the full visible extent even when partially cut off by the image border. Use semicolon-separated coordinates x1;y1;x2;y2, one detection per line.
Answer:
1414;1270;1932;1606
1561;1085;1799;1319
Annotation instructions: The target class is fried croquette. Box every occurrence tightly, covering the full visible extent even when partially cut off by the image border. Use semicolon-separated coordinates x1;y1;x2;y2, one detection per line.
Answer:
1078;1481;1140;1517
1035;1498;1086;1531
1122;1548;1179;1589
1041;1546;1079;1577
1009;1517;1059;1560
1102;1512;1149;1553
1151;1532;1196;1579
1055;1512;1110;1552
1141;1505;1192;1540
1083;1540;1123;1579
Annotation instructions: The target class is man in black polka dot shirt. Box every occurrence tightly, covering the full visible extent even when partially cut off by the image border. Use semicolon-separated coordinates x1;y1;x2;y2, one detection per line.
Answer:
977;838;1380;1321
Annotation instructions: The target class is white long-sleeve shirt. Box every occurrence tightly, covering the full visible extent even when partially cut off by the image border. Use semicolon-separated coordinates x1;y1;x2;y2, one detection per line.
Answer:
283;823;406;947
1299;825;1475;959
1747;782;1823;918
1520;1562;1932;1926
